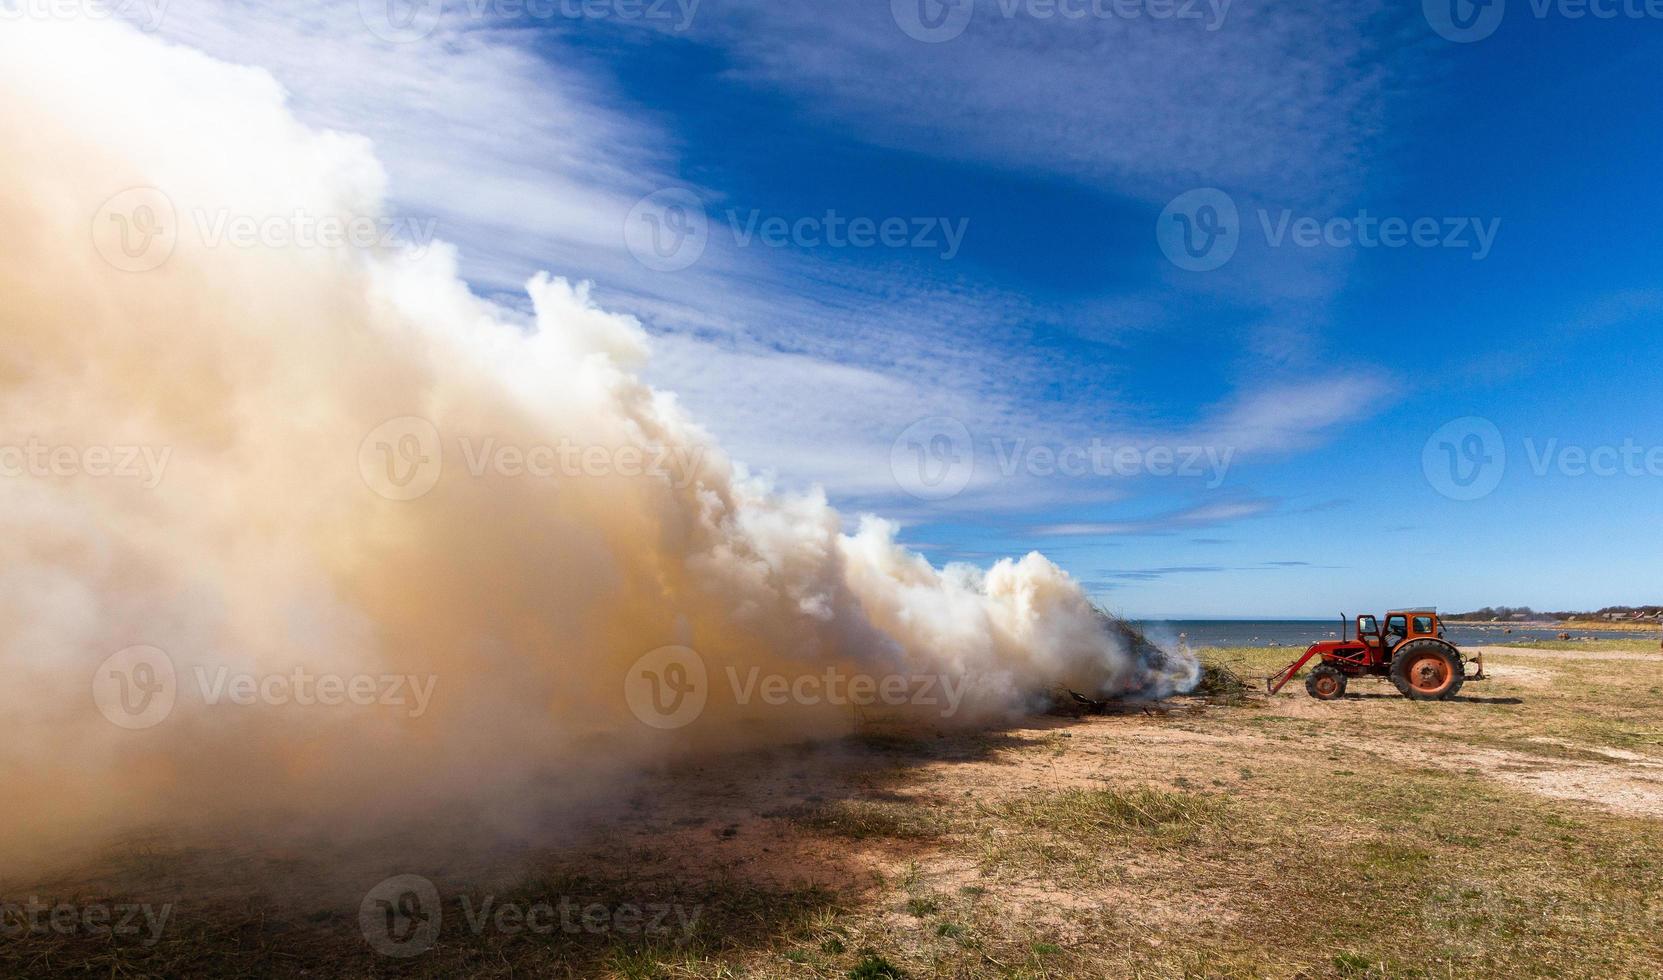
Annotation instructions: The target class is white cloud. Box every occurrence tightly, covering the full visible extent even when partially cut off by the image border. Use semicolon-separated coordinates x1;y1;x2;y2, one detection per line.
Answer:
1035;497;1278;536
119;0;1392;524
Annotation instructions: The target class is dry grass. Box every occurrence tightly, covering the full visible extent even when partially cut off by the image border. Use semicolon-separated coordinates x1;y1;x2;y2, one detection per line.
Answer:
789;799;949;841
998;785;1225;839
8;641;1663;978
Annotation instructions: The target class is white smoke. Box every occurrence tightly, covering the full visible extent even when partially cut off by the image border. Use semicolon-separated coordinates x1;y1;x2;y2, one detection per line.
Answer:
0;17;1196;869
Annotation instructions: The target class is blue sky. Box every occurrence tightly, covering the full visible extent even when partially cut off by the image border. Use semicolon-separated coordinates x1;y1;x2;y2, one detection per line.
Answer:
144;0;1661;617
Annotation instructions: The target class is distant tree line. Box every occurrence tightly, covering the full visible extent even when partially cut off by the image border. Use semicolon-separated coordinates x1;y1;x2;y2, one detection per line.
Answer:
1449;605;1663;622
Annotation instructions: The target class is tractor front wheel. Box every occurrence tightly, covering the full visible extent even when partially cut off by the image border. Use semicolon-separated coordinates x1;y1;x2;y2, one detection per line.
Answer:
1390;640;1465;701
1305;665;1348;701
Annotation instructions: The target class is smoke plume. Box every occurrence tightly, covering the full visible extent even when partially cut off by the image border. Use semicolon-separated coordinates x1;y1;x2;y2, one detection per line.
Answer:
0;18;1196;871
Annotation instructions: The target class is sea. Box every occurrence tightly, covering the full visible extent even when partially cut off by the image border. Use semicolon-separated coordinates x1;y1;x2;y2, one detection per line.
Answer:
1131;619;1600;651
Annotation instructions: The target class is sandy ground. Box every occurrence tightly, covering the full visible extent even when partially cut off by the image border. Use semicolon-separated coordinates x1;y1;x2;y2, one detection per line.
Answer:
7;640;1663;977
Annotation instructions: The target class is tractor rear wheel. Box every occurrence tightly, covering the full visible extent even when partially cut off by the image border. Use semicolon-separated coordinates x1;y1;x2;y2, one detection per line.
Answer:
1305;665;1347;700
1390;640;1465;701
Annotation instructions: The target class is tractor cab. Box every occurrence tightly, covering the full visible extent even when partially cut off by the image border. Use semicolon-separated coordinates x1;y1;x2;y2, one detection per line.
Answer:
1385;610;1442;650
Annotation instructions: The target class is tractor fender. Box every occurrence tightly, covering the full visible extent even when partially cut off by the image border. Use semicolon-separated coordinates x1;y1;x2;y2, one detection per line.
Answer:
1390;636;1461;659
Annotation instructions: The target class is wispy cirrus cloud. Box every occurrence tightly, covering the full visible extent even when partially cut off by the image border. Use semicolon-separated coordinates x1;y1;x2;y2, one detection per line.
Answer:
1083;558;1336;586
705;0;1401;202
125;1;1400;528
1034;497;1278;537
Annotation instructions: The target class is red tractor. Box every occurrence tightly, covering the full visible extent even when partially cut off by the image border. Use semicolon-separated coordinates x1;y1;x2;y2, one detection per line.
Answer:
1267;609;1485;701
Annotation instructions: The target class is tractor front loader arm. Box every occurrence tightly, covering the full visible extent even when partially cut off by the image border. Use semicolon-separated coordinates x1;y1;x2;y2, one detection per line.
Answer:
1266;646;1324;696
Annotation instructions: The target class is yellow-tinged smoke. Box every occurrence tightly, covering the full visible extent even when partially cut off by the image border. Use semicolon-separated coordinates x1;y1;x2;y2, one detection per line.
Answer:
0;18;1196;870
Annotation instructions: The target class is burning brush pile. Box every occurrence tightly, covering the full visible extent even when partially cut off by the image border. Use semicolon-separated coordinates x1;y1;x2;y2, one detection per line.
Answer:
1049;610;1206;715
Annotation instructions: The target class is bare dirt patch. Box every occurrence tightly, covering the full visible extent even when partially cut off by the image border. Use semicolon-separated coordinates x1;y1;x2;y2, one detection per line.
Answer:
1468;644;1663;663
10;649;1663;977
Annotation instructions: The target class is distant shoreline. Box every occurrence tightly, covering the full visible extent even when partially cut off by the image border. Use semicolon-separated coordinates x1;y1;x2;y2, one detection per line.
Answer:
1445;618;1661;634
